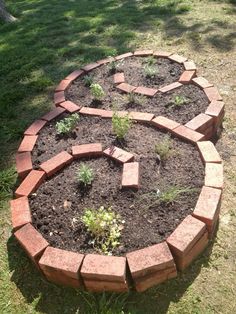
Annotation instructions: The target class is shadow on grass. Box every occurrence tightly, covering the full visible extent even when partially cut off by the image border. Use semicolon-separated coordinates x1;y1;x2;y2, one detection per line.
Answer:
7;230;218;314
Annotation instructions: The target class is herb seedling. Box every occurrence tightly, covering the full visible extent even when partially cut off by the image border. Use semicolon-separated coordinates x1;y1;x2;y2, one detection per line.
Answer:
154;135;172;161
81;206;124;254
143;56;156;66
55;113;80;135
169;95;189;108
144;65;158;78
76;164;94;186
90;83;105;100
83;75;94;87
112;111;132;140
158;186;195;204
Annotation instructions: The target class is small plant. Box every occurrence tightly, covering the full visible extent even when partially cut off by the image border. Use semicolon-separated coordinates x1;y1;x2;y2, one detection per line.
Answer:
144;65;158;78
81;206;124;254
143;56;156;66
154;135;172;161
76;164;94;186
55;113;80;135
126;92;136;104
108;60;118;73
169;95;189;107
83;75;94;87
112;111;132;140
158;186;195;204
90;83;105;100
124;92;146;107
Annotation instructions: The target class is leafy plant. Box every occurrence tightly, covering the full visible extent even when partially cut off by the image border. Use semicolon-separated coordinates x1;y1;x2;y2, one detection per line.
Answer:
83;75;94;87
144;65;158;78
158;186;195;204
55;113;80;135
90;83;105;100
81;206;124;254
154;135;172;160
76;163;94;186
170;95;189;107
112;111;132;140
108;60;118;73
143;56;156;66
124;92;146;106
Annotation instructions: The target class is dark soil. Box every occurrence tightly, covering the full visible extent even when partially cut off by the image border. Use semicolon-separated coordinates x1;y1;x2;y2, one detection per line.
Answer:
66;56;209;124
30;121;204;255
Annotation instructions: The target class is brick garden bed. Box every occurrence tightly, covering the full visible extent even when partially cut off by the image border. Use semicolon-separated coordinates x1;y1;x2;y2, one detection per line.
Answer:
11;50;224;292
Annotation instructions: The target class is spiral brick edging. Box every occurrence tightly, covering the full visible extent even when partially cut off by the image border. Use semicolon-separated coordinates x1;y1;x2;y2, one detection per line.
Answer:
11;50;224;292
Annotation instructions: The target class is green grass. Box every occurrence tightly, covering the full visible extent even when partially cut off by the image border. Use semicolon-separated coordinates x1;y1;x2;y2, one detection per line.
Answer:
1;0;236;313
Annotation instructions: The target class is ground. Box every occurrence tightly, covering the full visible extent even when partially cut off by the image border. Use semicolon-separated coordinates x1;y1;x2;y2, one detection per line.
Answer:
0;0;236;313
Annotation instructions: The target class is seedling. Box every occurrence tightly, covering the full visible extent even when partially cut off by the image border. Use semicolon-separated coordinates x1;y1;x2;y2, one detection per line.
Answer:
154;135;172;161
108;60;118;73
83;75;94;87
81;206;124;254
143;56;156;66
158;186;195;204
76;164;94;186
90;83;105;100
112;111;132;140
55;113;80;135
124;92;146;107
169;95;189;107
144;65;158;78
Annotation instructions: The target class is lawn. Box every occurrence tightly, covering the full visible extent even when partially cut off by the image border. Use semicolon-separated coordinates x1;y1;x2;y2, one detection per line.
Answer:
0;0;236;313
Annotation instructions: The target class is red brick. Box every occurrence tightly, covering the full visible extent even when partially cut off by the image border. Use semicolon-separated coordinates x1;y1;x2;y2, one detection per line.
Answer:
184;61;197;71
205;100;225;122
153;51;172;58
192;77;213;89
204;86;223;102
197;141;222;163
82;62;100;72
172;125;205;143
10;196;32;230
81;254;127;282
24;119;47;135
15;170;46;198
193;186;222;234
128;111;154;122
152;116;180;131
104;146;134;163
72;143;103;158
116;82;136;93
205;163;223;189
59;101;80;113
55;79;71;92
179;70;196;83
39;247;84;288
16;152;33;178
126;242;175;279
115;52;133;60
96;57;115;65
42;107;65;121
159;82;182;93
169;54;187;63
114;72;125;84
100;110;114;118
83;279;128;292
54;91;65;105
185;113;213;133
122;162;140;189
14;223;49;262
203;125;214;140
40;151;73;177
167;215;207;257
65;70;84;81
79;107;109;117
134;86;157;97
18;135;38;153
134;50;153;56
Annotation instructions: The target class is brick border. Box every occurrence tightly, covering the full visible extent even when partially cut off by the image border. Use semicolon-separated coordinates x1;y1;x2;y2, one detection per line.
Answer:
11;50;224;293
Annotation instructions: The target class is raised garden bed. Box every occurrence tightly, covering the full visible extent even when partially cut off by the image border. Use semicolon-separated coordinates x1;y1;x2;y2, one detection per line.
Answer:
11;50;224;293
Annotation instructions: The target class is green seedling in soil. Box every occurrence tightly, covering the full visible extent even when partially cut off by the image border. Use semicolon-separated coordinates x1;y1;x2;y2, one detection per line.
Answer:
90;83;105;100
81;206;124;254
112;111;132;140
143;56;157;66
169;95;189;108
154;135;172;161
144;65;158;78
83;75;94;87
55;113;80;135
76;163;94;186
125;92;146;106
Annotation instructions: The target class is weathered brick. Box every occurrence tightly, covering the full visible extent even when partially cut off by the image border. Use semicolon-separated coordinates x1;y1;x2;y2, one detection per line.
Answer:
192;77;213;89
185;113;213;133
72;143;103;158
42;107;65;121
153;51;172;58
179;70;196;84
10;196;32;230
115;52;133;60
40;151;73;177
96;57;115;65
205;100;225;122
197;141;222;163
204;86;223;102
122;162;140;189
18;135;38;153
169;54;187;63
79;107;109;117
167;215;207;257
103;146;134;163
152;116;180;131
193;186;222;235
184;61;197;71
65;70;84;81
203;125;214;140
129;111;154;122
39;247;84;288
172;125;205;143
14;223;49;262
15;170;46;198
116;82;136;93
114;73;125;84
55;79;72;92
159;82;182;93
24;119;47;135
54;91;66;105
205;163;223;189
16;152;33;178
134;86;157;97
134;50;153;56
82;62;100;72
59;100;80;113
83;279;129;292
